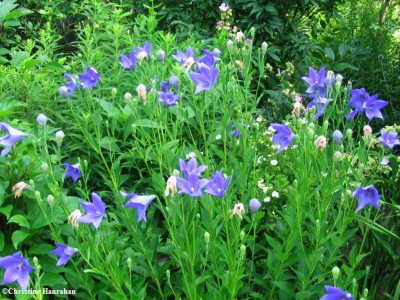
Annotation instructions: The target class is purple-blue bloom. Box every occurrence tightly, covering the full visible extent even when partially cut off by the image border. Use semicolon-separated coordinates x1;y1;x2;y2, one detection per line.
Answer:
189;63;219;94
161;81;169;92
158;91;180;107
176;173;209;197
348;88;369;114
179;157;207;177
377;129;400;149
195;49;217;69
320;286;353;300
63;73;78;97
363;94;388;121
63;163;82;182
249;198;261;214
271;123;296;154
205;171;230;198
119;50;137;70
0;251;33;290
306;96;328;119
135;41;152;59
78;192;106;228
121;192;156;223
78;67;99;89
231;125;240;137
352;185;381;212
302;67;326;97
52;243;77;266
332;130;343;145
172;46;195;64
169;76;180;89
157;49;166;62
0;122;27;156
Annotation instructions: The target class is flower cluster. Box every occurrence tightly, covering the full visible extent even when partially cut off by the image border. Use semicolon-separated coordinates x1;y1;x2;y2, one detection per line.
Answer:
346;88;388;121
59;67;99;98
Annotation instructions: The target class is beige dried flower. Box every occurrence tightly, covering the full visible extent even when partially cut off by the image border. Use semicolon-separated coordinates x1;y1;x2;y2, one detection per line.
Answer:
68;209;82;228
136;84;147;105
314;136;327;150
231;203;245;219
12;182;30;198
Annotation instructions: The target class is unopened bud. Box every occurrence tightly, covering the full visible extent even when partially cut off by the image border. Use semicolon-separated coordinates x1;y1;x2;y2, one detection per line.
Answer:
240;231;245;241
261;42;268;53
204;232;210;244
332;266;340;281
166;269;170;279
240;244;246;257
346;129;353;139
157;49;166;62
333;151;342;162
336;74;343;85
47;195;55;206
55;131;65;147
227;40;234;48
35;191;41;201
363;288;368;298
127;257;132;270
111;87;117;96
41;162;49;172
124;92;132;103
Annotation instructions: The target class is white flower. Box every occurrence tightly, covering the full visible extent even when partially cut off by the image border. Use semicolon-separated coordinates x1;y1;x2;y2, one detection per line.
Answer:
256;116;263;123
270;160;278;166
164;176;177;197
272;191;279;198
264;197;271;203
186;152;196;159
215;134;222;140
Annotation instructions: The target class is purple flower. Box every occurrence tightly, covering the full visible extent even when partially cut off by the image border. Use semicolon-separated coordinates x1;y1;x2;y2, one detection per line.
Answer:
271;123;296;154
219;3;230;12
179;157;207;177
320;286;353;300
169;76;180;89
231;125;240;137
78;192;106;228
158;91;180;107
363;94;388;121
135;41;152;60
345;109;358;120
63;73;78;97
377;129;400;149
352;185;381;212
161;81;169;92
52;243;77;266
119;50;137;70
78;67;99;89
302;67;326;97
0;122;27;156
157;49;166;62
195;49;218;69
176;173;209;197
332;130;343;145
172;46;195;64
189;63;219;94
306;96;328;119
249;198;261;213
381;156;389;166
0;251;33;289
121;192;156;223
348;88;369;114
63;163;82;182
205;171;230;197
36;113;48;127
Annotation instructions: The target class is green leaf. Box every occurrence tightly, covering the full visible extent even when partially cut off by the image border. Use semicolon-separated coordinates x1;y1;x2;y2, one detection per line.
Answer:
93;98;120;117
134;119;162;129
0;205;13;219
10;51;30;67
334;63;358;72
325;48;335;60
338;43;348;57
8;214;30;228
11;230;29;249
100;137;121;152
0;0;18;22
0;232;4;251
29;243;54;255
41;273;67;288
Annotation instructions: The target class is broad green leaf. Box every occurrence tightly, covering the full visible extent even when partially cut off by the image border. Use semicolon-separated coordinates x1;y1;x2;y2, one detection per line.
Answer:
11;230;29;249
10;51;30;67
0;205;13;219
0;0;18;22
325;48;335;60
134;119;162;129
8;214;30;228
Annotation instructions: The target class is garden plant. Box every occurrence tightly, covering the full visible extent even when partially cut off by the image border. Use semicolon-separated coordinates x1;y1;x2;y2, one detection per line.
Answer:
0;1;399;299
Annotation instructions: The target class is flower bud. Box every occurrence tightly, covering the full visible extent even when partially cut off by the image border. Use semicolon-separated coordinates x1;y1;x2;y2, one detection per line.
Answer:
127;257;132;270
336;74;343;85
332;130;343;145
307;129;315;139
363;125;372;137
227;40;234;48
36;113;48;127
346;129;353;139
212;48;221;58
157;49;166;62
323;120;329;130
196;213;200;220
47;194;55;207
240;244;246;257
55;131;65;147
136;84;147;105
124;92;132;103
111;87;117;96
204;232;210;244
58;86;69;97
169;76;180;89
332;266;340;281
29;179;35;187
41;162;49;172
240;230;245;241
166;269;170;279
333;151;343;162
363;288;368;298
249;198;261;214
35;191;41;202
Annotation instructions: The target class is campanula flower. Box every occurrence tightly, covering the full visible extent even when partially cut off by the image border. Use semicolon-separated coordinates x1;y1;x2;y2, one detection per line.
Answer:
205;171;230;198
348;88;369;114
0;251;33;289
179;157;207;177
302;67;326;97
219;3;230;12
63;163;82;182
320;286;353;300
176;173;209;197
196;49;218;69
63;73;78;98
169;76;180;89
231;125;240;137
119;50;137;70
78;67;99;89
377;129;400;149
78;192;106;228
189;63;219;94
332;130;343;145
135;41;152;61
52;243;77;266
172;46;195;65
157;49;166;61
36;113;48;127
271;123;295;154
158;91;180;107
363;94;388;121
161;81;169;92
249;198;261;213
352;185;381;212
306;96;328;119
0;122;27;156
121;192;156;222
